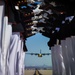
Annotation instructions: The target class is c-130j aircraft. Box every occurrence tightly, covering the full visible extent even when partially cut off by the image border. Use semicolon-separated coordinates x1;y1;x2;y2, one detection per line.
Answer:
26;50;51;57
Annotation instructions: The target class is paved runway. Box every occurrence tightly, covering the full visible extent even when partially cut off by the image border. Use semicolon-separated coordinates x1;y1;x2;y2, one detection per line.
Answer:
34;69;42;75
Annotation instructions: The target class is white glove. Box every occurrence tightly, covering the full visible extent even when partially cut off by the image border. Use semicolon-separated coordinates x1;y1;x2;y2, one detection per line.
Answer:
33;5;43;15
32;15;42;20
39;18;46;23
33;21;38;24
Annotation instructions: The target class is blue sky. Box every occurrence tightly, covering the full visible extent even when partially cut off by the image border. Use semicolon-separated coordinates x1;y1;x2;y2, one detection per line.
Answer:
25;33;52;67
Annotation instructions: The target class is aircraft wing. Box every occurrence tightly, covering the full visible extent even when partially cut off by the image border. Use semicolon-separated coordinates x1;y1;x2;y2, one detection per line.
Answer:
26;53;38;55
42;53;51;55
